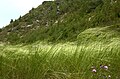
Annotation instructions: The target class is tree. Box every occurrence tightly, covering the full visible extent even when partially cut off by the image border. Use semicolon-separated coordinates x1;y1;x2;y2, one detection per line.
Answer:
0;28;2;32
10;19;13;23
19;15;22;20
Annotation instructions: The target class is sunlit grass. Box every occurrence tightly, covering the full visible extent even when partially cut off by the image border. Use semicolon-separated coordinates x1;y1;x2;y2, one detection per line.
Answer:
0;41;120;79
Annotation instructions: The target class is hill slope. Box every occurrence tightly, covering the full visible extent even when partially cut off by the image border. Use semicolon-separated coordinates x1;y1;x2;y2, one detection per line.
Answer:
0;0;120;79
0;0;120;44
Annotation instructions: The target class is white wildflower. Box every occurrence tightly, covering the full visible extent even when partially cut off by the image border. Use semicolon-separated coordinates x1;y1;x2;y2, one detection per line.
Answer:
104;65;108;70
92;69;97;73
108;75;111;78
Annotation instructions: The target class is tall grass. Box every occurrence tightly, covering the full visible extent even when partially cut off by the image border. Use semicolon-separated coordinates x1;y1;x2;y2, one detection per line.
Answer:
0;41;120;79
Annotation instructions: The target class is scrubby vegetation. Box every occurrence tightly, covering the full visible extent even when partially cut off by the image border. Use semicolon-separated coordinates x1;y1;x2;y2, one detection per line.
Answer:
0;0;120;79
0;0;120;44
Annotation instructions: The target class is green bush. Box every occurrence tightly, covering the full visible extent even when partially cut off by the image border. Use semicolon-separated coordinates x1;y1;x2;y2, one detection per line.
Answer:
0;28;2;32
7;33;20;43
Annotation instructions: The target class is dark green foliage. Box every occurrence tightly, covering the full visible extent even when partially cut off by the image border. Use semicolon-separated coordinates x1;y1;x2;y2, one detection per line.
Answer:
10;19;13;23
13;19;19;26
6;32;20;43
0;28;2;32
19;15;22;20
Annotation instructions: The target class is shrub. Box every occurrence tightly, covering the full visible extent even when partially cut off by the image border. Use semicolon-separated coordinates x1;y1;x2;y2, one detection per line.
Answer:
10;19;13;23
0;28;2;32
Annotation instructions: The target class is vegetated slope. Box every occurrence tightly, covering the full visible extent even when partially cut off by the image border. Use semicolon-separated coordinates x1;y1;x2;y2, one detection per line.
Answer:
0;0;120;44
77;25;120;44
0;0;120;78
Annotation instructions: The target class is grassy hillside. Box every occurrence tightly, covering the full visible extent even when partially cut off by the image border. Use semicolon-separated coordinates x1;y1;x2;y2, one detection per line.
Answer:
0;25;120;79
0;0;120;79
0;0;120;44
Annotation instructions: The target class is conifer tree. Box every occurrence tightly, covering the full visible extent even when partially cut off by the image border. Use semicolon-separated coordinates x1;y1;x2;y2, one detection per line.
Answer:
10;19;13;23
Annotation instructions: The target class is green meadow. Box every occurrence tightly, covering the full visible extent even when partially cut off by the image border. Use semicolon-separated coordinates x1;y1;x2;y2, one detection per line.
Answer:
0;0;120;79
1;34;120;79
